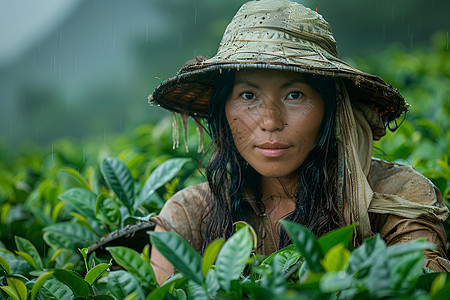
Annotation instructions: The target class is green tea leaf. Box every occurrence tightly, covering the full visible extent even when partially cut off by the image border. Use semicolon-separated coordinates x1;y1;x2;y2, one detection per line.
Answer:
264;255;287;295
78;248;88;262
141;244;151;263
107;270;146;300
124;291;139;300
51;201;65;223
146;273;187;300
43;222;98;249
317;223;356;255
319;271;353;293
53;269;91;298
0;277;27;300
367;255;390;297
95;193;121;226
149;231;203;285
205;269;220;299
0;251;33;275
429;273;447;299
385;239;435;258
15;251;38;270
15;236;43;270
85;262;112;285
216;227;253;291
59;166;91;190
280;220;324;273
234;221;258;250
389;251;425;291
58;187;97;220
38;278;74;300
320;243;350;272
430;274;450;300
107;246;156;290
31;270;54;300
187;281;208;300
136;158;190;209
347;234;386;275
201;238;224;276
172;289;187;300
0;255;11;274
271;249;301;273
101;157;135;213
261;244;296;266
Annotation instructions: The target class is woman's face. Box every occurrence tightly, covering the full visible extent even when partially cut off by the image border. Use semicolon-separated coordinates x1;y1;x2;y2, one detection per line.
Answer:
225;69;324;180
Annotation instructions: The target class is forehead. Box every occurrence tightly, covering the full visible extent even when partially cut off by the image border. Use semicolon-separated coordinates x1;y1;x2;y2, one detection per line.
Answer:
234;68;305;84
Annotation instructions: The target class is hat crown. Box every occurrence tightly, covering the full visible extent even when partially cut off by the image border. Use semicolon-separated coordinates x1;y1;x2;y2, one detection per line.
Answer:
152;0;406;127
219;0;338;58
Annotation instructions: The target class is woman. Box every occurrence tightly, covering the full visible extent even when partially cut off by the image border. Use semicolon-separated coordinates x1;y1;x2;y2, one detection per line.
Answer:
149;0;449;284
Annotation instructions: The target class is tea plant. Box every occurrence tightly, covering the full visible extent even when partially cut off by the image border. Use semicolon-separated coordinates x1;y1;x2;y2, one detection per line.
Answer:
0;31;449;299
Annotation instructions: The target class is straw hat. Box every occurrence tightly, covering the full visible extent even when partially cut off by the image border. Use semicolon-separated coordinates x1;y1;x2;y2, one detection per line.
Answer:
150;0;407;127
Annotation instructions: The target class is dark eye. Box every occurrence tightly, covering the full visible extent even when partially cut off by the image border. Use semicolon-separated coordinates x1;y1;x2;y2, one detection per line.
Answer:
286;91;303;100
241;92;256;100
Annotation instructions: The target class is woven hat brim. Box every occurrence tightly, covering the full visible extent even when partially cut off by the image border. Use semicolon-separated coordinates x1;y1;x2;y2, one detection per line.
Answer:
152;61;406;123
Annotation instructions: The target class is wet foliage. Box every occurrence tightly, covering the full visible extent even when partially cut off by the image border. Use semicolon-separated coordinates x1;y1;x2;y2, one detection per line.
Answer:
0;34;449;299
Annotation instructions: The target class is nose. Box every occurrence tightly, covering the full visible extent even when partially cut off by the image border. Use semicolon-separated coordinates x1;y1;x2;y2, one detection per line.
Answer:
258;100;285;132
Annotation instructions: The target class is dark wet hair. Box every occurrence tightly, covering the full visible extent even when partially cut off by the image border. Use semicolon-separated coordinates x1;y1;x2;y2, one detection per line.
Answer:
201;68;341;252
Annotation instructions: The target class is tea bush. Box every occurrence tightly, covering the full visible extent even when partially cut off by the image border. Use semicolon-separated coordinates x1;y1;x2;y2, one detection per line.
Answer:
0;35;449;299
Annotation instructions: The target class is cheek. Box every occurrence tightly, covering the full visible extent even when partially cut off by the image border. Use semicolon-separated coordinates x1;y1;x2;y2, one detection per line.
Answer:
227;117;251;151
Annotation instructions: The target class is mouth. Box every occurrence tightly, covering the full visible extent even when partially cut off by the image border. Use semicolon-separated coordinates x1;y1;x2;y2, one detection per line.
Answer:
256;142;292;158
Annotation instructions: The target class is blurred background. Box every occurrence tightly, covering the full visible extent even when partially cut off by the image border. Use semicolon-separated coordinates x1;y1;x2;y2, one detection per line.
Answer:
0;0;449;152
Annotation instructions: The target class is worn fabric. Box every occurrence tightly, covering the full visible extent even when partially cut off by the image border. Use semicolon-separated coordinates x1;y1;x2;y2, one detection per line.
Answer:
335;80;448;243
150;158;450;272
335;80;374;242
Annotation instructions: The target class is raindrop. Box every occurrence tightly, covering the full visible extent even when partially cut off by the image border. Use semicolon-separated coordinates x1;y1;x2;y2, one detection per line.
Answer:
104;128;107;143
146;24;149;43
194;8;198;24
59;29;63;48
447;32;448;50
52;144;54;163
83;146;86;164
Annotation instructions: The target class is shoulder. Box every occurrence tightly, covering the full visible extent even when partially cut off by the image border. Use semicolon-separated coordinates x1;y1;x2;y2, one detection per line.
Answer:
150;182;210;253
368;158;440;206
166;182;210;209
156;182;210;224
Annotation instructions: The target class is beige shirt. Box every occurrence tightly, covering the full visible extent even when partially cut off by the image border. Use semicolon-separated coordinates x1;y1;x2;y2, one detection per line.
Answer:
150;158;449;272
